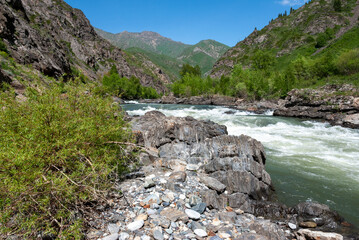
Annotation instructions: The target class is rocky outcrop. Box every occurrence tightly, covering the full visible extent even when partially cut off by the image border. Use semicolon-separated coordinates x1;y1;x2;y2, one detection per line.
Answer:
139;94;279;113
80;111;355;239
0;0;169;92
274;84;359;129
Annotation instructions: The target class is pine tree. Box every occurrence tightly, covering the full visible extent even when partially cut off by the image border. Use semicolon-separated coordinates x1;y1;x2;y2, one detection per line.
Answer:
290;7;294;14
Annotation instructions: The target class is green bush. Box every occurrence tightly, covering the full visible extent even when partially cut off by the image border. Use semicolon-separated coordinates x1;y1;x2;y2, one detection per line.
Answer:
102;67;159;99
0;38;8;53
336;49;359;75
0;83;135;238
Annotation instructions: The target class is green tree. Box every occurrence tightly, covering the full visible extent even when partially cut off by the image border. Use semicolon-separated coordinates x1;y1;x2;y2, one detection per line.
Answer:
179;64;201;77
251;51;275;70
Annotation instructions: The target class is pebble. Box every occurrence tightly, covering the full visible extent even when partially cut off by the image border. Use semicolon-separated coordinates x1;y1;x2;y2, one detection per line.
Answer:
194;229;208;237
119;232;130;240
107;223;120;234
300;221;317;228
191;202;206;214
153;229;164;240
288;222;297;230
127;220;144;231
186;164;200;171
101;233;119;240
185;209;201;220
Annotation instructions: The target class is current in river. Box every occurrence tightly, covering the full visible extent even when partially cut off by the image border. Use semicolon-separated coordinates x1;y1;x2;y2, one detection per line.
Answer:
121;102;359;227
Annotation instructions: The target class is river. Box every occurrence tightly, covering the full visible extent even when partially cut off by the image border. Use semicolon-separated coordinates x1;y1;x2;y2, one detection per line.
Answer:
122;102;359;227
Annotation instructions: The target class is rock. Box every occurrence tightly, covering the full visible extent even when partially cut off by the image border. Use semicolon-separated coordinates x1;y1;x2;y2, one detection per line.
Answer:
274;85;359;129
131;111;227;149
219;211;237;223
296;229;343;240
299;221;317;228
142;194;161;205
0;0;169;92
169;171;187;182
127;220;144;231
191;202;207;214
160;208;189;222
107;223;120;234
237;233;269;240
152;227;164;240
119;232;130;240
101;233;119;240
186;164;200;171
185;209;201;220
189;195;202;207
199;174;226;193
136;214;148;221
288;222;297;230
194;229;208;237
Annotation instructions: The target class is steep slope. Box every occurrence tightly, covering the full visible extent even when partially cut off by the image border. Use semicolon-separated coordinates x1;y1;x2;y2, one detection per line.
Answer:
96;29;230;78
95;28;190;58
211;0;359;78
178;40;230;75
0;0;170;92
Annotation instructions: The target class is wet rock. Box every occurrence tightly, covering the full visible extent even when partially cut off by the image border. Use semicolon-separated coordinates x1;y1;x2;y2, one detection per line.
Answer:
274;84;359;129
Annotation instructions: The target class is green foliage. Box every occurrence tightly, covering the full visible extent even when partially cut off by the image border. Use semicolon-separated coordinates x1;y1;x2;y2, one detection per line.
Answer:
101;68;159;99
333;0;342;12
336;49;359;75
315;28;335;48
0;38;8;53
251;51;275;70
0;83;135;238
179;64;201;78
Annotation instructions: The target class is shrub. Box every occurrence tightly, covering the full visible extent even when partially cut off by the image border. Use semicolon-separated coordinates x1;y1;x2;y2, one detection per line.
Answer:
102;68;159;99
336;49;359;75
0;38;8;53
333;0;342;12
0;83;135;238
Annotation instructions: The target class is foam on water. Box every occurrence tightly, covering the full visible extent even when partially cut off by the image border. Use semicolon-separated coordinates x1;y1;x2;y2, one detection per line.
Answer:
122;103;359;226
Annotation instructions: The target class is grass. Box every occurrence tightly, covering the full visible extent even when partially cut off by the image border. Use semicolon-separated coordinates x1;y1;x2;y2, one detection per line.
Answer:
0;82;137;238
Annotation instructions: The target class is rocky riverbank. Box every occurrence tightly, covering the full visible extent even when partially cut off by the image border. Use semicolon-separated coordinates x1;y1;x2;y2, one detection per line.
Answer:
139;95;279;114
274;84;359;129
85;111;357;240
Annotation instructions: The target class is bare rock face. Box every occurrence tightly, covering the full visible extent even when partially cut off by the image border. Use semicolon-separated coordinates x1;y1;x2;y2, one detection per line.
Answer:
131;111;274;211
274;84;359;129
0;0;169;92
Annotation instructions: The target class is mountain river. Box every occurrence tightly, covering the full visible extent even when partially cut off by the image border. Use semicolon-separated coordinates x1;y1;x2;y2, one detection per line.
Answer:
122;102;359;227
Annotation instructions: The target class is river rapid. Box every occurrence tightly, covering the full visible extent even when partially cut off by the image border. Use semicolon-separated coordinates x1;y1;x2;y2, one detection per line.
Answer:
122;103;359;227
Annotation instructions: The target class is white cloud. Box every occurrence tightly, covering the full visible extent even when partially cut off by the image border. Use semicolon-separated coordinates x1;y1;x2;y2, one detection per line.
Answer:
278;0;307;6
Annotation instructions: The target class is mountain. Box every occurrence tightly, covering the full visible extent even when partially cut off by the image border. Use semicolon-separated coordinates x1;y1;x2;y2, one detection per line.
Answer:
95;29;230;78
0;0;170;92
178;40;230;75
95;29;190;58
211;0;359;78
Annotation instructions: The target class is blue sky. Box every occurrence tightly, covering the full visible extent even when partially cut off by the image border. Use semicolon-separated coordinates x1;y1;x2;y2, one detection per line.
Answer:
64;0;307;47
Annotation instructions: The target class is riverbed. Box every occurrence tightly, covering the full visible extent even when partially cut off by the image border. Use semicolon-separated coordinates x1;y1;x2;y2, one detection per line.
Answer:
122;103;359;227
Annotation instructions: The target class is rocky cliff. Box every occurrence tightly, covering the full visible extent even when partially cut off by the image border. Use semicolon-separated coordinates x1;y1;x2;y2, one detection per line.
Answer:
274;84;359;129
211;0;359;78
0;0;170;92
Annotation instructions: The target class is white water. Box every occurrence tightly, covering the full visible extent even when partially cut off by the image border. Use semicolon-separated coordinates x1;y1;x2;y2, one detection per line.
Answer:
122;103;359;226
